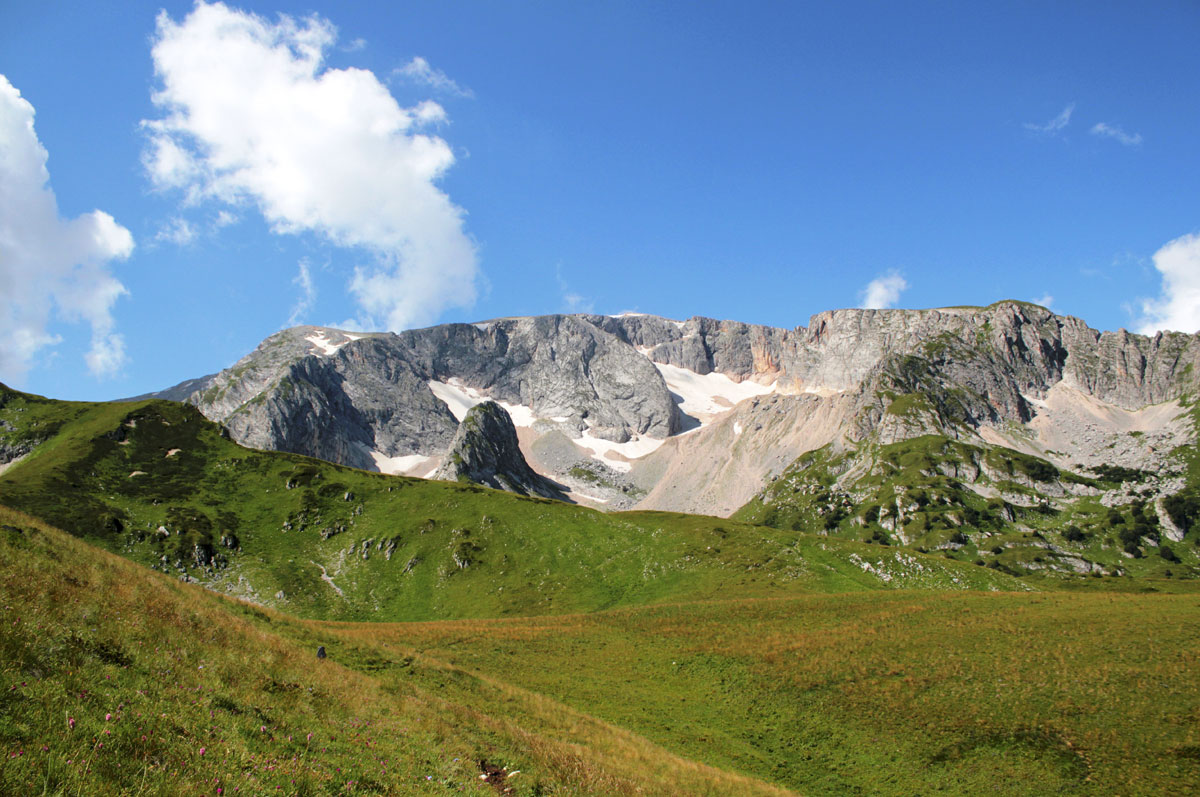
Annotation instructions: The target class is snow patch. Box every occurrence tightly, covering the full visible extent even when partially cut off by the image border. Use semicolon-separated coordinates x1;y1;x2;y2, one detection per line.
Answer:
428;379;484;421
372;451;434;476
733;421;743;437
503;403;537;427
428;379;537;427
572;429;666;473
654;362;777;419
428;378;666;473
305;330;348;356
353;442;435;476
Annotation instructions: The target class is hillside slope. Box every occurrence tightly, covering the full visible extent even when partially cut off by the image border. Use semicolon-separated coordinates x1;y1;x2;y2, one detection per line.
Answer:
0;384;1022;624
0;506;800;796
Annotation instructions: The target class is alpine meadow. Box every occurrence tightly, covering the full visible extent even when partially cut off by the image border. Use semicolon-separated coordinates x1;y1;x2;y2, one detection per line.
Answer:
3;2;1200;795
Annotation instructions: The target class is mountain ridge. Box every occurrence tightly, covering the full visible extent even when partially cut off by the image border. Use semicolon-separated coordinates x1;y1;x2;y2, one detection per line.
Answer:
136;302;1197;519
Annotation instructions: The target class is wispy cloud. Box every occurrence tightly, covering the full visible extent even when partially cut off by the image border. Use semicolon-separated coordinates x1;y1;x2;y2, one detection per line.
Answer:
859;271;908;310
1136;232;1200;334
143;2;479;333
1090;122;1142;147
394;56;473;98
556;266;594;314
1031;294;1054;309
1024;103;1075;135
154;216;196;246
0;74;132;381
287;260;316;327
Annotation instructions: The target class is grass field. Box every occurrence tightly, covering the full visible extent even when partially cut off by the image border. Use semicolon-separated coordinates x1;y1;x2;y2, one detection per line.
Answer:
0;506;800;796
310;591;1200;795
0;387;1024;625
4;507;1199;795
3;385;1200;794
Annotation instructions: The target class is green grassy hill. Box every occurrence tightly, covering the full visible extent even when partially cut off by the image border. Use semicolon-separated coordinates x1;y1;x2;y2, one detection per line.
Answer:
0;386;1022;623
0;505;795;796
5;507;1200;795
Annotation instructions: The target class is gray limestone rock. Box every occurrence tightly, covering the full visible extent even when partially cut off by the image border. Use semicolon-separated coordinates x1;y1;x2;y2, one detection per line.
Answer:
432;402;567;500
140;303;1198;516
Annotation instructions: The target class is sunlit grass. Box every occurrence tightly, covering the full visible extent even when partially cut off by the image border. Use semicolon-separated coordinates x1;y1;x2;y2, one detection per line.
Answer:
312;591;1200;795
1;506;795;795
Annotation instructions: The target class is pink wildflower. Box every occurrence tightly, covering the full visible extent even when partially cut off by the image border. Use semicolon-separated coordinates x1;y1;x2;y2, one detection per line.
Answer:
199;747;206;756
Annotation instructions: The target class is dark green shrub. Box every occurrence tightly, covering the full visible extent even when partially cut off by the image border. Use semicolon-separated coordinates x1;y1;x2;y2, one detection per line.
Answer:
1164;488;1200;534
1063;525;1086;543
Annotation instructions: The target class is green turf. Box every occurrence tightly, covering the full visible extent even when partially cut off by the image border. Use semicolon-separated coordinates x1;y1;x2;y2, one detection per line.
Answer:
0;386;1024;624
323;590;1200;795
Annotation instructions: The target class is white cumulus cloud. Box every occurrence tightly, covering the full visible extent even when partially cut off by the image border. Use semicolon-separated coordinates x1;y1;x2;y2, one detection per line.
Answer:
1090;122;1142;147
859;271;908;310
142;1;479;332
0;74;133;382
1136;232;1200;335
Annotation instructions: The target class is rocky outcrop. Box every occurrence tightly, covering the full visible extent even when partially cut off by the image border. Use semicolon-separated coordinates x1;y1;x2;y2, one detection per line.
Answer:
189;328;459;471
432;402;567;500
391;315;679;440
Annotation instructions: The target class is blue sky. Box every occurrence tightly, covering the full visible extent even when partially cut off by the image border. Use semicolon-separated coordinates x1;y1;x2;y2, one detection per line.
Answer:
1;0;1198;400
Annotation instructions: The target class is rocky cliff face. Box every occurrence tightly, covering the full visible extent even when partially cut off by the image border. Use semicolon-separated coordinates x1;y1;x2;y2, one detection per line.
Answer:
186;317;677;474
432;402;567;500
155;303;1199;515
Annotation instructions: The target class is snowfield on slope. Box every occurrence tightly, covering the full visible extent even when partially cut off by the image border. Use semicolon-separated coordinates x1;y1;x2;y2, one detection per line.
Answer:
653;362;777;422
